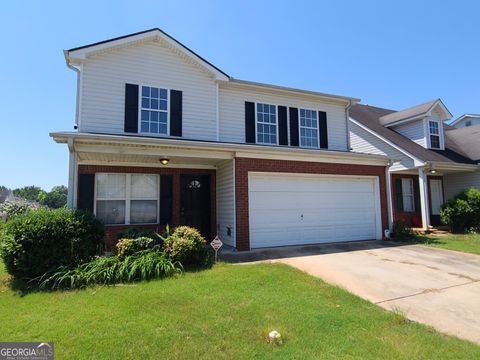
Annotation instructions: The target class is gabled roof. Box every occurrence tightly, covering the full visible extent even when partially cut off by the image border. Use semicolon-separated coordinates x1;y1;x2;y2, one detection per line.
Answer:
378;99;452;127
445;125;480;162
350;104;476;165
66;28;230;81
450;113;480;126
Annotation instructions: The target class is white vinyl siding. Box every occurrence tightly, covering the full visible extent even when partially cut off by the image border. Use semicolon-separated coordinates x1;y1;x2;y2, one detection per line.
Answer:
391;120;427;148
219;84;349;150
349;121;415;171
216;160;235;246
444;170;480;200
453;117;480;128
248;173;381;248
79;40;217;140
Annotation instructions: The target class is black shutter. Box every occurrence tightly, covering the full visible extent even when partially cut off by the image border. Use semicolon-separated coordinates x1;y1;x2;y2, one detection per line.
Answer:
319;111;328;149
170;90;183;137
395;178;404;213
289;107;299;146
413;178;421;212
77;174;95;212
278;106;288;145
124;83;139;133
160;175;173;225
245;101;255;143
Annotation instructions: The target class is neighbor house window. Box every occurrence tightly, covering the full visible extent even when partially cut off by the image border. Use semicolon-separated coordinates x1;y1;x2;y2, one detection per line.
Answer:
256;103;277;144
401;178;415;212
95;173;159;225
429;121;440;149
140;86;168;135
465;120;472;127
299;109;319;148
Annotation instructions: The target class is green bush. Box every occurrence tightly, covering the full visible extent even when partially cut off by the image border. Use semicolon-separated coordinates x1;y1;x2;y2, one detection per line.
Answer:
115;237;157;257
441;188;480;233
40;250;182;290
0;208;104;280
392;220;414;241
165;226;213;269
116;227;160;240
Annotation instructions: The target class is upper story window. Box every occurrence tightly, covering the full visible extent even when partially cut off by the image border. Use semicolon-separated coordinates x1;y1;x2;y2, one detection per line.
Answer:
140;86;168;135
465;120;472;127
299;109;319;148
256;103;277;145
95;173;159;225
428;121;440;149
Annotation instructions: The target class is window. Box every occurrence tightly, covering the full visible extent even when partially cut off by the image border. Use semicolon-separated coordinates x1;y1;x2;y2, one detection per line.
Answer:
429;121;440;149
401;178;415;212
256;103;277;144
140;86;168;135
95;173;159;225
465;120;472;127
299;109;319;148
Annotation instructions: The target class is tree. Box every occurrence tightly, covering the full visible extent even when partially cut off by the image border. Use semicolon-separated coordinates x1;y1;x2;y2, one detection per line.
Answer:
43;186;68;209
0;185;9;193
12;186;45;202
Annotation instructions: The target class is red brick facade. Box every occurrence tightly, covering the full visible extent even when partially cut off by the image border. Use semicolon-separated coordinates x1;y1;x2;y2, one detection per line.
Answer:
78;165;216;250
234;157;389;251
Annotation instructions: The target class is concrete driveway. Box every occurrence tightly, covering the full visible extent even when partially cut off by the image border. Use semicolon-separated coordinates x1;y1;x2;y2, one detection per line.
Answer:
223;241;480;344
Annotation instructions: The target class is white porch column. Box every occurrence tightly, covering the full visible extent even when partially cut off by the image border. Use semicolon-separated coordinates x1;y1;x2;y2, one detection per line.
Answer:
418;167;430;229
385;164;394;230
67;139;77;209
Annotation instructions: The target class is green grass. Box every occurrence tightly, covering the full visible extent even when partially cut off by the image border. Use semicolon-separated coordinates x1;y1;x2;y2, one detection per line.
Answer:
1;262;479;359
417;233;480;255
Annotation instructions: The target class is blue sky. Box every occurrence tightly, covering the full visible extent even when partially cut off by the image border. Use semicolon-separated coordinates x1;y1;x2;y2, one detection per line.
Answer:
1;1;479;190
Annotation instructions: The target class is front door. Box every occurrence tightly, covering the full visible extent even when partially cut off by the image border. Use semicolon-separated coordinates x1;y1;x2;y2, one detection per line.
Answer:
180;175;211;239
429;178;444;226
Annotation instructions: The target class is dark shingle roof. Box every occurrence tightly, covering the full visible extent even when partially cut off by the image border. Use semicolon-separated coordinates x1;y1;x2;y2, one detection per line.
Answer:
445;125;480;162
379;99;439;126
350;104;476;164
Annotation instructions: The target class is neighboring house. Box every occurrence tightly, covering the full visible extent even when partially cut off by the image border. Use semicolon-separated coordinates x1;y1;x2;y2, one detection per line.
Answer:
449;114;480;128
51;28;390;251
349;100;480;229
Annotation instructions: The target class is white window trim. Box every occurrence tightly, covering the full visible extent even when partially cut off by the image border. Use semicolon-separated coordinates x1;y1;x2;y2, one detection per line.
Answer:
138;84;171;137
426;119;444;150
298;108;320;149
255;102;279;146
94;173;160;225
401;178;415;213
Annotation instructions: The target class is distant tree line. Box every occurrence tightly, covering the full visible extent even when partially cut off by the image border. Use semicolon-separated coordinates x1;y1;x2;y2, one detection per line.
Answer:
0;185;67;209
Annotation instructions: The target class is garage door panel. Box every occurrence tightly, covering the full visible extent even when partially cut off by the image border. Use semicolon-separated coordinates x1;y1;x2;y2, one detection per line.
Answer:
249;173;380;248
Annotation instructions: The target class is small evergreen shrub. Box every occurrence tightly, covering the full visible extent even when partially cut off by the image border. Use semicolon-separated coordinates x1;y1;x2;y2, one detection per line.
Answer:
40;250;181;290
115;237;156;257
0;208;104;280
164;226;213;269
441;188;480;233
392;220;414;241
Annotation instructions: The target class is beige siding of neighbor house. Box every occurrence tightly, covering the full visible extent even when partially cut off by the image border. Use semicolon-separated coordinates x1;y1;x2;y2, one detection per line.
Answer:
219;84;349;151
349;121;414;171
216;159;235;246
444;170;480;200
391;119;426;148
79;40;218;141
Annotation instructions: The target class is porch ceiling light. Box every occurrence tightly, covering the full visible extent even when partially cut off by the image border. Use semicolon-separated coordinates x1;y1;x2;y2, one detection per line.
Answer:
159;158;170;165
428;166;437;174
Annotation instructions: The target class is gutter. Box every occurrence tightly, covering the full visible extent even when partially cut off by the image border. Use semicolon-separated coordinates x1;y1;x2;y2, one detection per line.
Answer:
345;99;353;150
63;50;80;130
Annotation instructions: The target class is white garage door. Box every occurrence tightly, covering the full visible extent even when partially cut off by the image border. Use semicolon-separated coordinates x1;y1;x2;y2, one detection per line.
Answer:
249;173;381;248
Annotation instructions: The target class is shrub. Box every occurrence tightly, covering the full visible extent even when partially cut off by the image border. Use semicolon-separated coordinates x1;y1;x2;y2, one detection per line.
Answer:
440;188;480;233
40;251;182;290
116;227;159;241
0;208;104;280
392;220;414;241
0;200;43;222
164;226;213;269
115;237;156;257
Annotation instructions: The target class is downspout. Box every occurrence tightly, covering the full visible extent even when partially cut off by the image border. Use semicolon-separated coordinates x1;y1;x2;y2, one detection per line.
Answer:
345;100;353;150
63;50;80;130
385;159;394;232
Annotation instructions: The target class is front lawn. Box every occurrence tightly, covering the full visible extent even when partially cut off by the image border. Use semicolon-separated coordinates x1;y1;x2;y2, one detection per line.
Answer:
0;262;478;359
418;233;480;255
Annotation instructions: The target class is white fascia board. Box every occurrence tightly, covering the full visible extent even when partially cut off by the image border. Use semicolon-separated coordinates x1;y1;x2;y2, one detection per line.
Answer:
425;161;479;172
349;118;424;167
67;29;229;81
50;132;389;166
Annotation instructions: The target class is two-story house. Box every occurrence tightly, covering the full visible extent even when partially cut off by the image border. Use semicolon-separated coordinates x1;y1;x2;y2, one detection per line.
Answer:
349;100;480;229
450;114;480;128
51;28;390;251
